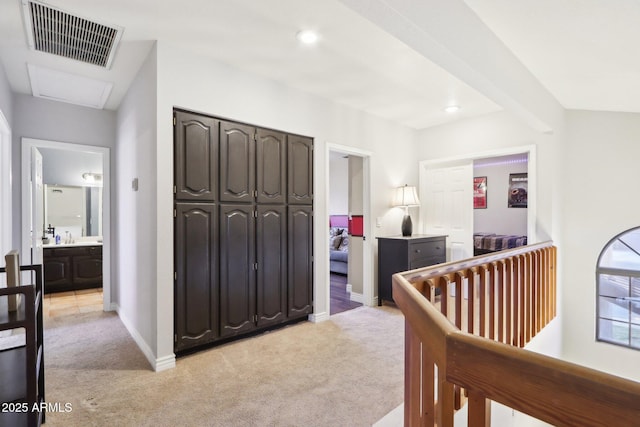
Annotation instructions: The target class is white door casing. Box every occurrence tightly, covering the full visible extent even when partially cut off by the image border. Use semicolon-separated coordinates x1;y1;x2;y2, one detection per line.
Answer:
22;137;112;311
0;109;10;263
31;147;44;265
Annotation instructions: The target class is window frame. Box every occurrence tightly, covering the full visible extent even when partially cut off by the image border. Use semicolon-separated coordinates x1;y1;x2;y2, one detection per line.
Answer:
596;226;640;350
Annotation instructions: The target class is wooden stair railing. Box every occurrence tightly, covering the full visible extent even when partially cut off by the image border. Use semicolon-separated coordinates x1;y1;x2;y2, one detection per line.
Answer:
393;241;640;426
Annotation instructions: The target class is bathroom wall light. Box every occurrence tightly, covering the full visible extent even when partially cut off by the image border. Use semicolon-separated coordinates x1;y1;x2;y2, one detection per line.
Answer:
296;30;319;44
444;105;461;113
82;172;102;183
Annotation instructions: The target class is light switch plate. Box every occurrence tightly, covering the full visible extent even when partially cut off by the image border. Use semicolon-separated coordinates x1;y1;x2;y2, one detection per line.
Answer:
132;178;138;191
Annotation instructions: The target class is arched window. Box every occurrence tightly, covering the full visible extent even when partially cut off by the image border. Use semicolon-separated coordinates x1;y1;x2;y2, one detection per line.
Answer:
597;226;640;349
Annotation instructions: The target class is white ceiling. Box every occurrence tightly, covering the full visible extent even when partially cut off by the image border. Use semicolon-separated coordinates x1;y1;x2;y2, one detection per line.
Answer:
1;0;639;130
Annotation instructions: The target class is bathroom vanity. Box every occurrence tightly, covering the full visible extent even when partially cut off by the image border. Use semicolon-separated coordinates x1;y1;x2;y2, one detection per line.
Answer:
42;242;102;294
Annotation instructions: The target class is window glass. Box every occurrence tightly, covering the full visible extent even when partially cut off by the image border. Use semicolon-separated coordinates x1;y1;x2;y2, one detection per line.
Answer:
599;240;640;270
599;296;629;323
599;318;629;346
599;274;629;298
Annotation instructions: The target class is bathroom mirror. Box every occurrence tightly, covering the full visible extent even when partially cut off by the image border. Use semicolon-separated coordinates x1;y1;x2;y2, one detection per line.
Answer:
43;184;102;238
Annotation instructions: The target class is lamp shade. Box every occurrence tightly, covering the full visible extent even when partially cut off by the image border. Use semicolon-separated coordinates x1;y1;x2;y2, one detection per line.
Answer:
392;185;420;207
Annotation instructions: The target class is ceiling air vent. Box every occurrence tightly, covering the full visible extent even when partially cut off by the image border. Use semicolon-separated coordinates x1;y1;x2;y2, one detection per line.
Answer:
21;0;123;68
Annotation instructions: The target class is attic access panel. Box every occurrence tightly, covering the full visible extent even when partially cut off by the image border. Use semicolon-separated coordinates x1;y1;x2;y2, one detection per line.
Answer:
22;0;123;68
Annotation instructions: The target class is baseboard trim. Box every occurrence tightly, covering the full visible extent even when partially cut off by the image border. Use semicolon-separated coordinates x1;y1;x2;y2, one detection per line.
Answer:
350;291;364;303
155;355;177;372
114;304;176;372
309;311;330;323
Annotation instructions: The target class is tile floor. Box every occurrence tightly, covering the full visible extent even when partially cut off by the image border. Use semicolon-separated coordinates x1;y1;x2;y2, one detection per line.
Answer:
43;288;103;318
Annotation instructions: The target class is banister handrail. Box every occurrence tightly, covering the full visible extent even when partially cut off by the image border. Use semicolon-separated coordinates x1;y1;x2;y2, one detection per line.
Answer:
399;240;554;284
447;332;640;426
393;242;640;426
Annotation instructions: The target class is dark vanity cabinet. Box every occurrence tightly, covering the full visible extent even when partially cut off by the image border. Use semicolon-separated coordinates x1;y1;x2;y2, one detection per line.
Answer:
174;109;313;353
43;245;103;293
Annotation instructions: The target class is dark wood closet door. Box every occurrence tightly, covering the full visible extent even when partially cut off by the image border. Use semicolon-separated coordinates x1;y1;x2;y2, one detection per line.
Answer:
256;128;286;204
174;203;219;351
256;205;287;327
220;204;256;337
174;111;218;201
220;121;255;203
288;205;313;318
287;135;313;205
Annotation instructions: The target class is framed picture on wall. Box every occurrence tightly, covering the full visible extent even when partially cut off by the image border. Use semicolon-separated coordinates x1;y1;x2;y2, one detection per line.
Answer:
508;173;528;208
473;176;487;209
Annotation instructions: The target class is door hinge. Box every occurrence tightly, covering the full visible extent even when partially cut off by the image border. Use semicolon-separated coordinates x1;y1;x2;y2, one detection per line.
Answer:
173;185;177;194
254;262;258;270
174;334;177;343
173;116;176;126
254;314;258;323
174;208;177;218
254;190;258;198
253;210;258;218
174;272;177;280
253;133;257;142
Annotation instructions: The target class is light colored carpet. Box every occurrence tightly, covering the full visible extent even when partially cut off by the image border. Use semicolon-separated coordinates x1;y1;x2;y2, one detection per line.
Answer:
43;305;404;426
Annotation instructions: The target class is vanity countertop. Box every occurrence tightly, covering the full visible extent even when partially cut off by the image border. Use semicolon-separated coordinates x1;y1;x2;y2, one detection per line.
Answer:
43;241;103;249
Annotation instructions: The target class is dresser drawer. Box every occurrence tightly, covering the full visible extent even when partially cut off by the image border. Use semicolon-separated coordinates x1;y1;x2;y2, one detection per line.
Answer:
410;255;444;271
409;239;445;262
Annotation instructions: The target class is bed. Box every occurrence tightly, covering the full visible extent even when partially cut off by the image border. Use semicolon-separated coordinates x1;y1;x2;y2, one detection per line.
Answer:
474;233;528;256
329;215;349;275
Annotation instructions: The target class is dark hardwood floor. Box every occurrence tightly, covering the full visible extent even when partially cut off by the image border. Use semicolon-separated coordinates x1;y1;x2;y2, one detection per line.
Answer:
330;273;362;315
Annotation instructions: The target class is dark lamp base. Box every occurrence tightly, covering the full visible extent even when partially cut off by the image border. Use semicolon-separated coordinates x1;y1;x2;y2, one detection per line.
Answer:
401;214;413;237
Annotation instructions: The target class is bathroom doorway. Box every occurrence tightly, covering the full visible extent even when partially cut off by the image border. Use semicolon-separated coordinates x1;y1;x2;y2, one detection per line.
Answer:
21;138;111;311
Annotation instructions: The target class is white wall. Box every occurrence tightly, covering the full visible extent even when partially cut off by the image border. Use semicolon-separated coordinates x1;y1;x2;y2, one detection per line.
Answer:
0;63;13;265
155;41;417;361
473;158;528;236
115;44;160;369
329;154;348;215
11;94;116;252
0;64;11;123
561;110;640;382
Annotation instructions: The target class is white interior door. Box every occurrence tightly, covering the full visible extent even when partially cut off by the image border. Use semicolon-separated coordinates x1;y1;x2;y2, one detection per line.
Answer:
422;163;473;261
30;147;44;265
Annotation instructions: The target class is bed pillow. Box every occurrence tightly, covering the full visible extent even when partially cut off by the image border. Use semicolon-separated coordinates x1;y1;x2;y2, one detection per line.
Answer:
330;235;343;250
338;235;349;252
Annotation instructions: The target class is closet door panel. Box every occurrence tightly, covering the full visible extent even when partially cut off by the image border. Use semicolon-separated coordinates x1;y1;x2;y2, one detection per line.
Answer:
220;204;256;337
175;203;218;351
220;121;255;203
174;111;218;201
288;205;313;318
256;205;287;327
256;129;286;204
287;135;313;204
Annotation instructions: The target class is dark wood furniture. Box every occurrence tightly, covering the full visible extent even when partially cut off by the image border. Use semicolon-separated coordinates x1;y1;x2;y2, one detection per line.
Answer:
43;245;102;293
377;235;446;305
173;109;313;353
0;251;45;427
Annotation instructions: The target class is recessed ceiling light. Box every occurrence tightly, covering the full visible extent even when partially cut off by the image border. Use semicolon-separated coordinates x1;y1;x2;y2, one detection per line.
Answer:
296;30;319;44
444;105;461;113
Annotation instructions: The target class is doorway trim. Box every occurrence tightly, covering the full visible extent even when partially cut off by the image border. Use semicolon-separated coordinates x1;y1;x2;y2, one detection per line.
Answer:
419;144;537;243
0;110;11;262
21;137;112;311
326;143;375;311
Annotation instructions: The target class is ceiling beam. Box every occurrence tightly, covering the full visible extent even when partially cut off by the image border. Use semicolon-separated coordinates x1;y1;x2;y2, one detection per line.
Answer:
338;0;564;133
